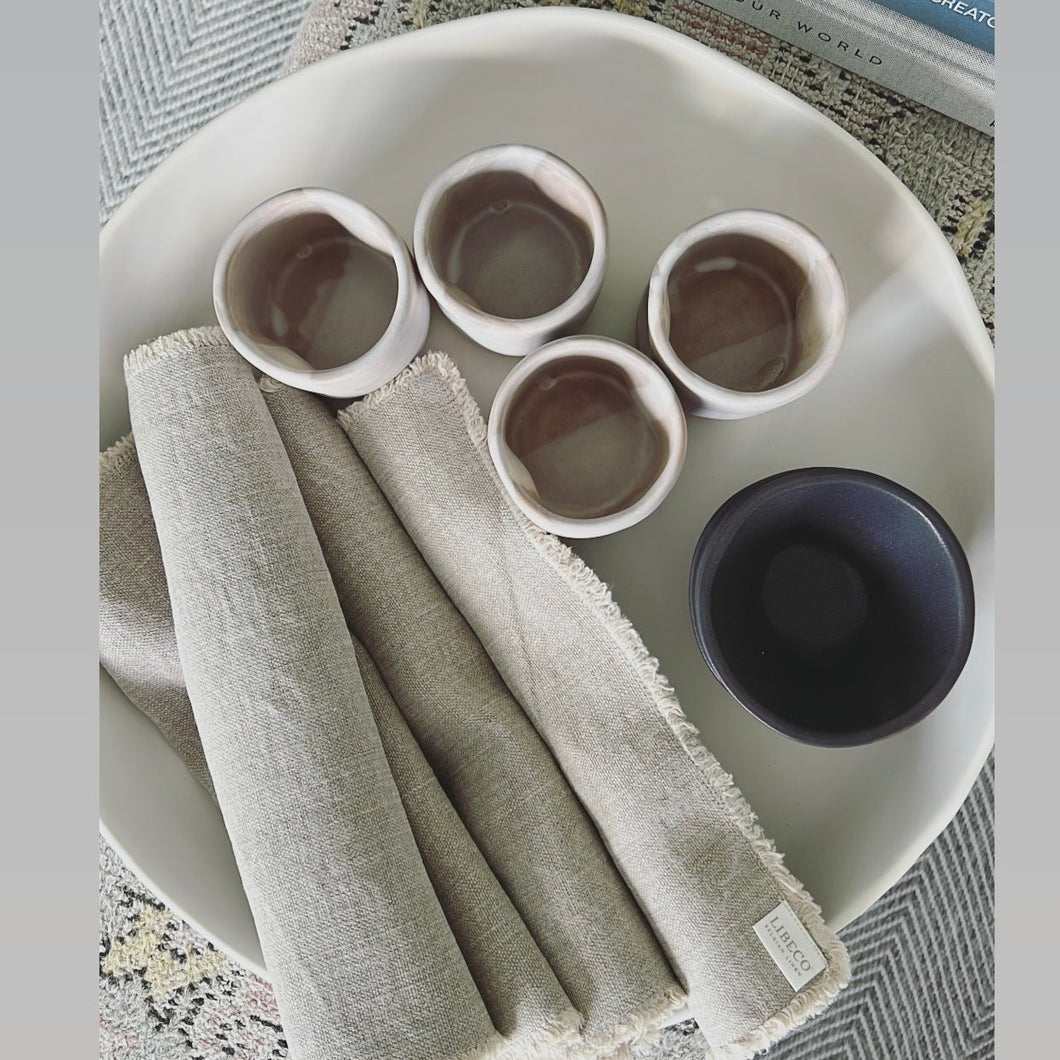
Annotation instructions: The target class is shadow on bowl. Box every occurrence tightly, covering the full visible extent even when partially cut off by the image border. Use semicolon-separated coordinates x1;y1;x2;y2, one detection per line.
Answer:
689;468;975;747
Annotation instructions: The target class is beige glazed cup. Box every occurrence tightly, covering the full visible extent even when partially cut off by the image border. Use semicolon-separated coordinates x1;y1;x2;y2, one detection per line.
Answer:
414;145;608;356
213;188;430;398
637;210;847;419
487;336;687;538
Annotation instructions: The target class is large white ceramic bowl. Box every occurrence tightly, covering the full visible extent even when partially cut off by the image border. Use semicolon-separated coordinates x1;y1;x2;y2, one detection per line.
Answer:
100;7;994;980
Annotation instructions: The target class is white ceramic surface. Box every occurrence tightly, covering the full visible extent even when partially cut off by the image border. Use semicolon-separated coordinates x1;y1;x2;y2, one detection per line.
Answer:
414;144;608;355
214;188;430;398
639;210;847;418
487;337;687;537
100;8;995;980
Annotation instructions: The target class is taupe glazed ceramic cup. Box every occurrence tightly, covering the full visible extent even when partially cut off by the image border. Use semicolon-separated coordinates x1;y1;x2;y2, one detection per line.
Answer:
637;210;846;419
214;188;430;398
414;145;608;356
487;336;687;538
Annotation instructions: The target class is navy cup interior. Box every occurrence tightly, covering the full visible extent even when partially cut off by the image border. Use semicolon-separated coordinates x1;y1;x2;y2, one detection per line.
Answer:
689;469;975;746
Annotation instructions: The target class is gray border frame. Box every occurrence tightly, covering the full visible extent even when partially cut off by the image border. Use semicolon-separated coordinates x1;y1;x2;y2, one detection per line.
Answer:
0;4;100;1055
995;14;1055;1059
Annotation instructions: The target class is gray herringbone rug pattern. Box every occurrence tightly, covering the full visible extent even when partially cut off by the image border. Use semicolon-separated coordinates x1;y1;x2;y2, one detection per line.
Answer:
99;0;306;221
98;2;995;1057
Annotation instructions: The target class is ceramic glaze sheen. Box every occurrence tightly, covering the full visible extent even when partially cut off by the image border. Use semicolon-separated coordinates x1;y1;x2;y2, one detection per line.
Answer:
245;213;398;369
213;188;430;399
667;257;797;392
435;171;594;320
642;213;846;419
504;356;669;519
690;469;976;747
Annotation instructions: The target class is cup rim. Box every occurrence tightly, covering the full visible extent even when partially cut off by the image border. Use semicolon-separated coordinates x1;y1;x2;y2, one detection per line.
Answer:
413;145;608;350
487;335;688;538
212;187;429;397
646;209;847;415
688;466;976;746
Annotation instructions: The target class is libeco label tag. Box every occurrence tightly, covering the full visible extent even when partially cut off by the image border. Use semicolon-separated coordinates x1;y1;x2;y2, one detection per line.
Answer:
753;900;828;991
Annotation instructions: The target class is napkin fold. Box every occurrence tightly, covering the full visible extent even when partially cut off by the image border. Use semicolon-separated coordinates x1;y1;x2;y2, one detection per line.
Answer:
100;429;580;1060
116;329;498;1060
351;637;583;1057
262;379;684;1054
100;328;850;1060
340;354;850;1055
99;436;212;797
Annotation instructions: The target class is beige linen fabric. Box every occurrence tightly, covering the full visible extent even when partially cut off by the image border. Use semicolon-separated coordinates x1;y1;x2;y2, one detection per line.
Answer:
262;380;684;1053
99;437;212;798
352;637;583;1057
339;353;850;1057
101;326;850;1059
98;440;581;1058
98;446;580;1060
120;329;497;1060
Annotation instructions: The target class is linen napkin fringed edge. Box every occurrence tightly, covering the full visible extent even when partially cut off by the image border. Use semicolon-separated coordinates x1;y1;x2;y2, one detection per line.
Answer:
490;1012;582;1060
563;988;685;1060
343;351;851;1058
124;324;231;378
100;431;138;476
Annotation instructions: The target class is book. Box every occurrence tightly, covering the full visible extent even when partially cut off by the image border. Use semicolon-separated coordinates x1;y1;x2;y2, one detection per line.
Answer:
691;0;995;134
871;1;994;54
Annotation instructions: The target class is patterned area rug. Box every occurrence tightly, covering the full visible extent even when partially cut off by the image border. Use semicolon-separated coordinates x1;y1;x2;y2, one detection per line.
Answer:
99;2;995;1057
100;761;993;1059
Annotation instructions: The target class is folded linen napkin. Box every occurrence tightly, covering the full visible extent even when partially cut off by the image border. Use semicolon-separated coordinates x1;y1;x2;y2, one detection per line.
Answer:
261;379;685;1054
351;637;583;1056
100;436;583;1060
99;437;212;798
100;328;850;1059
103;331;679;1059
116;330;499;1060
339;354;851;1055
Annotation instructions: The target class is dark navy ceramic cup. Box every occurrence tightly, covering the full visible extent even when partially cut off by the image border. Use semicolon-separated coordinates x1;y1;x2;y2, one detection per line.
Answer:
689;468;975;747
